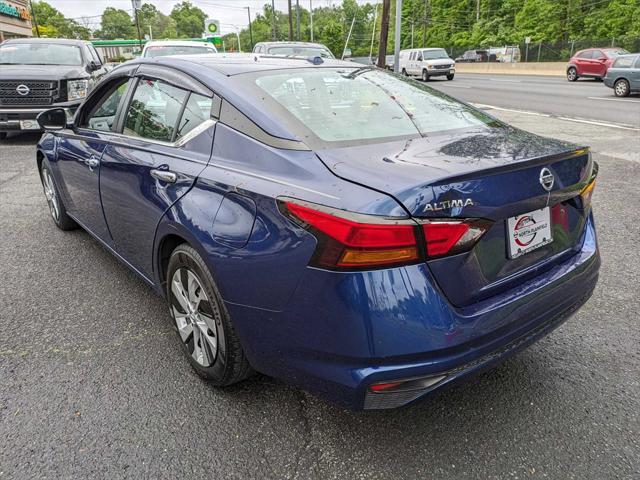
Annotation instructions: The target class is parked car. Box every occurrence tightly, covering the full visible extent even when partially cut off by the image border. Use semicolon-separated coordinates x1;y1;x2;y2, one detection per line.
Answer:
399;48;455;80
142;40;217;58
603;53;640;97
0;38;108;140
35;54;600;410
455;49;490;62
253;41;334;59
488;46;520;63
566;47;629;81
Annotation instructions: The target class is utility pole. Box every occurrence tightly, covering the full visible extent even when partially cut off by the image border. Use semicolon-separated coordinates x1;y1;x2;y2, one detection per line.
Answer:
369;2;378;64
246;7;253;50
309;0;314;42
287;0;293;41
376;0;390;69
476;0;480;21
296;0;301;41
342;16;355;59
131;0;143;52
411;22;414;48
29;0;40;37
271;0;276;40
393;0;402;73
423;0;428;47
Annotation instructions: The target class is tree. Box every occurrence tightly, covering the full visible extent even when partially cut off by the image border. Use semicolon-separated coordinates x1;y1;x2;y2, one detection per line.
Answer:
170;1;206;38
31;1;90;39
100;8;135;39
377;0;391;68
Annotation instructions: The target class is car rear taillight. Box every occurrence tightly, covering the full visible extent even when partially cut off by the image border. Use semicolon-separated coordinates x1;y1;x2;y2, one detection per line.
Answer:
580;161;598;209
280;199;491;270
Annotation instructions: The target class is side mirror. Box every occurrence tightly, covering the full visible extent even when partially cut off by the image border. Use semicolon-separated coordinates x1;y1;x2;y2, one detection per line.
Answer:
598;56;607;62
36;108;68;131
88;60;101;72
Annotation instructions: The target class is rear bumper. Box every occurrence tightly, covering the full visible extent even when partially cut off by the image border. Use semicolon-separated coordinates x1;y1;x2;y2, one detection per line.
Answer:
227;212;600;410
0;101;79;132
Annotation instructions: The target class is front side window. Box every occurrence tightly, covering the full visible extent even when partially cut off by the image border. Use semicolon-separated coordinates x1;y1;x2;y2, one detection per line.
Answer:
0;43;83;66
82;78;132;132
123;79;188;142
253;68;492;143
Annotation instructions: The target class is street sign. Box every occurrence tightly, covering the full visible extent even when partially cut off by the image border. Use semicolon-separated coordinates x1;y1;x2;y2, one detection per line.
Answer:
205;19;220;37
525;36;531;44
131;0;142;9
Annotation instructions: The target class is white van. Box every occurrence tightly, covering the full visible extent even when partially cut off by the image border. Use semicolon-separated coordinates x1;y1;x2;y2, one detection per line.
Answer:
398;48;455;81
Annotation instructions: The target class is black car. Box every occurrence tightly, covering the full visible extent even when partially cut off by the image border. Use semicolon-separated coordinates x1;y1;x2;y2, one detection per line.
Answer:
0;38;108;139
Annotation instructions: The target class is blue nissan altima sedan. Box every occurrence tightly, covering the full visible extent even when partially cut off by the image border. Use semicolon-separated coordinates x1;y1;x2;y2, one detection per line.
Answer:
35;54;600;410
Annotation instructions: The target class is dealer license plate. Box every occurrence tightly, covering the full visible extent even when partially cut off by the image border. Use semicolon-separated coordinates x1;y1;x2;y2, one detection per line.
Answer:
20;120;40;130
507;207;553;259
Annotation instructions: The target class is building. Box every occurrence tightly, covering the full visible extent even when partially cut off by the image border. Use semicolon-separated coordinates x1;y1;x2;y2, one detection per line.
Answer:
0;0;32;41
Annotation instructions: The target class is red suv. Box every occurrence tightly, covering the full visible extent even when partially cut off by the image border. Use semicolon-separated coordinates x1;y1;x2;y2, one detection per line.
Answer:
567;48;629;81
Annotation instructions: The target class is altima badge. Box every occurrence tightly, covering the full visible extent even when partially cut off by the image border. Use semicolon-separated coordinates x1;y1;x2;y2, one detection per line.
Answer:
539;167;554;191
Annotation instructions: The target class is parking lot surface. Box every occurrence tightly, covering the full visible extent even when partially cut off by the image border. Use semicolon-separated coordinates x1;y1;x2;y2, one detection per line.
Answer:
1;111;639;479
429;73;640;128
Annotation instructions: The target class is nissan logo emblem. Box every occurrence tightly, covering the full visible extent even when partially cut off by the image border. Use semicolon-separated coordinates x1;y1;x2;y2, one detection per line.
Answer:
539;167;555;192
16;84;30;96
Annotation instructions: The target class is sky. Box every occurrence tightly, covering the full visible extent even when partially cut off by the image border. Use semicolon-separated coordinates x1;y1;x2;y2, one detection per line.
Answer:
48;0;377;34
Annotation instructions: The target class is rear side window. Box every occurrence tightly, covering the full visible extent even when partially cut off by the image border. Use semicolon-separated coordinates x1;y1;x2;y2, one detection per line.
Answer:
175;93;213;140
635;56;640;68
577;51;593;59
123;78;188;142
614;56;636;68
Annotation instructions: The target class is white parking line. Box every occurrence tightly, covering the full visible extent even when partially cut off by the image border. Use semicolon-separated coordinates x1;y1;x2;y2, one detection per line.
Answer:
438;84;471;88
587;96;640;103
488;78;522;83
472;103;640;131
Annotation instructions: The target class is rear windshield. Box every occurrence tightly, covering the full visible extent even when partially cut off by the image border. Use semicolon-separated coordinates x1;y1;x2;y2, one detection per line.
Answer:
252;67;493;144
267;46;334;58
144;45;215;57
0;43;83;65
423;49;449;60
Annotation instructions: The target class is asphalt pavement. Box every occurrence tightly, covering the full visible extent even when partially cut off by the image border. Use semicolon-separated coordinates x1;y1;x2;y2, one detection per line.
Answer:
1;110;639;478
428;73;640;128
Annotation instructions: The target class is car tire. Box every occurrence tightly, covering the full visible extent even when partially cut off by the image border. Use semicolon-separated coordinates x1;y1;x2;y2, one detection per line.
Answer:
614;78;630;97
402;68;408;76
422;69;429;81
446;73;455;81
567;67;578;82
40;160;78;231
167;244;253;386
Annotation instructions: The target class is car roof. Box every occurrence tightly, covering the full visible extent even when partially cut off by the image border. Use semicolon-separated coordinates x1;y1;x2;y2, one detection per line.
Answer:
151;53;355;76
2;37;88;46
256;42;329;48
144;40;216;48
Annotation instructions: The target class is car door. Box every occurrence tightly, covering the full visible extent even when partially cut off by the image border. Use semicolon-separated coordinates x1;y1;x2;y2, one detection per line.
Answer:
591;50;608;77
574;50;592;75
98;65;217;279
53;74;135;243
631;56;640;90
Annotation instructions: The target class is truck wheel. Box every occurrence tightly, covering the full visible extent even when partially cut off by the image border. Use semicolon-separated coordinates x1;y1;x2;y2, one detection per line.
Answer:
567;67;578;82
446;73;455;80
402;68;408;76
614;79;630;97
422;70;429;81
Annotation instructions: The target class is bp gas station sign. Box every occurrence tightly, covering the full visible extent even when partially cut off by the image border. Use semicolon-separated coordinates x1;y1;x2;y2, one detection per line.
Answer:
204;19;221;47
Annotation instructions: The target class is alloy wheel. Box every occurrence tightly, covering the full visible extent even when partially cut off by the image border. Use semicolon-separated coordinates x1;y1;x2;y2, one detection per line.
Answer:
614;80;628;97
42;168;60;222
567;68;577;81
170;268;218;367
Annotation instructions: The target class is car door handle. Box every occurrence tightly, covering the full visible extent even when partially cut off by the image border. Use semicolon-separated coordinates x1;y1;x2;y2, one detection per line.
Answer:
150;169;177;184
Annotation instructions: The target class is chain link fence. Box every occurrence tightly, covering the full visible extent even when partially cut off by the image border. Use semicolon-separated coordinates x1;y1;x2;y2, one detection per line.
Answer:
447;37;640;63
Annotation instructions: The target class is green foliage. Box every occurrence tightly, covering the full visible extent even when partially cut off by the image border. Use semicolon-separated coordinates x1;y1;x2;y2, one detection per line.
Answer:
169;1;207;39
31;1;90;39
99;8;135;40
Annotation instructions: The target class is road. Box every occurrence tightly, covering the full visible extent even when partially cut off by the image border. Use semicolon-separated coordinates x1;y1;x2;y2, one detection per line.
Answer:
1;112;639;479
428;73;640;128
